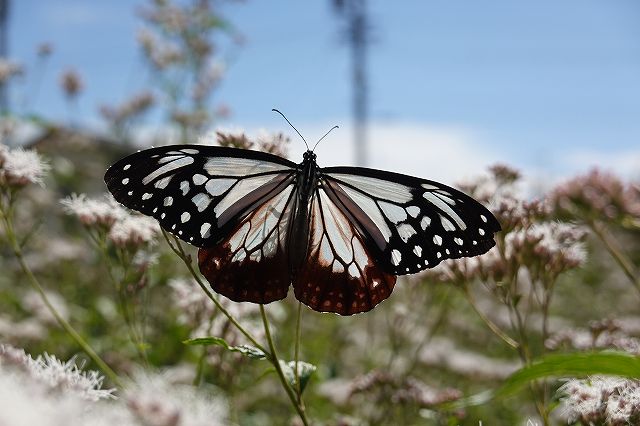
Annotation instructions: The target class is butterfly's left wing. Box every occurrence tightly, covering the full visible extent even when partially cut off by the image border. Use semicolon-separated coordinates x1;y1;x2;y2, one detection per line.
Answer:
321;166;501;276
104;145;297;248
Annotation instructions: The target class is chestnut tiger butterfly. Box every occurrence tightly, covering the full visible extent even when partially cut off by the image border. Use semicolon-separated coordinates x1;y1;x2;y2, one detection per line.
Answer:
104;112;500;315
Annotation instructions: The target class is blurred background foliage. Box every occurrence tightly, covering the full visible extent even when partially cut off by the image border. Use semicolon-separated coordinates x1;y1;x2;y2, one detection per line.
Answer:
0;1;639;425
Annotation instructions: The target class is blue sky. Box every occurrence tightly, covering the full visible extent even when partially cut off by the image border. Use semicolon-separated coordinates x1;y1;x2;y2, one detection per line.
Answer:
8;0;640;182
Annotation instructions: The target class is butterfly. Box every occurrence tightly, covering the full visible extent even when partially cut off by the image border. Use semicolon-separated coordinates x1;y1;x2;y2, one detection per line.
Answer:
104;122;500;315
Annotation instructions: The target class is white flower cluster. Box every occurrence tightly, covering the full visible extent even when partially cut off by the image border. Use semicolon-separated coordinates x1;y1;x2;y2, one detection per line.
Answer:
0;344;230;426
559;376;640;425
0;344;115;402
0;144;50;188
61;193;159;248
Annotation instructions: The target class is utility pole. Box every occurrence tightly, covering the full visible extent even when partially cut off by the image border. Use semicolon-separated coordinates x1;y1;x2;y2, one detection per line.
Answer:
333;0;369;167
0;0;8;112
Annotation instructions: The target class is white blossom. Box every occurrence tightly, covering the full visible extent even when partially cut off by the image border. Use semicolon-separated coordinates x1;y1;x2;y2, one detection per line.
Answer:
108;215;159;247
0;147;49;187
60;193;128;227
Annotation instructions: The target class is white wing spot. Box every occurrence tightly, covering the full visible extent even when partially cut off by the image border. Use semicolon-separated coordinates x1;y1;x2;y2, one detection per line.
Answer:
164;196;173;206
454;237;463;245
143;156;194;185
421;183;439;190
181;212;191;223
154;175;172;189
406;206;420;218
123;164;131;170
127;191;133;196
153;207;158;213
122;178;129;185
473;240;478;245
180;180;190;195
200;222;211;238
433;235;443;245
192;174;207;185
445;248;450;254
379;201;407;224
397;223;417;243
436;251;442;258
413;245;422;257
440;215;456;232
348;264;359;278
142;193;153;200
479;228;486;236
161;213;166;219
420;216;431;230
424;192;466;230
205;178;236;197
180;148;199;154
191;193;212;212
391;249;402;266
481;214;488;223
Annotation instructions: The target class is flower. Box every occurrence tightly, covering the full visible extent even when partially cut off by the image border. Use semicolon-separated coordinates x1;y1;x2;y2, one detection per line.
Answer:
0;58;23;83
108;215;159;248
59;69;84;98
550;168;640;224
0;146;50;187
558;376;640;425
100;92;155;127
61;193;128;227
125;370;229;426
0;344;115;401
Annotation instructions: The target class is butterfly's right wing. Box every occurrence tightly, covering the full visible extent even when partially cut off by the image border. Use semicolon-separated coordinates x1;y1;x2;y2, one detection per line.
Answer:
104;145;298;248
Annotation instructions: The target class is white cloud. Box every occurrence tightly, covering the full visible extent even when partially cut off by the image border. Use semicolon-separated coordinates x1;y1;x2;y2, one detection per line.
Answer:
563;148;640;180
284;122;501;185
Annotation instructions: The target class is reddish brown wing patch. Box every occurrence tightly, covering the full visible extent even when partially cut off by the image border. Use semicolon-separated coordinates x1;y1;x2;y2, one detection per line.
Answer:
293;189;396;315
198;185;295;304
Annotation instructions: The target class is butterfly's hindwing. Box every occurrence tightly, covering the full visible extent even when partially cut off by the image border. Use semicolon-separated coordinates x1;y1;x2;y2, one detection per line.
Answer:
198;183;297;304
292;187;396;315
323;167;501;275
104;145;297;247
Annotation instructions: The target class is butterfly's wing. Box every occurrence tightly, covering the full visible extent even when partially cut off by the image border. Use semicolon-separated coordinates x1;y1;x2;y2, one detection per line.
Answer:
321;166;501;276
292;186;397;315
105;145;299;304
104;145;297;248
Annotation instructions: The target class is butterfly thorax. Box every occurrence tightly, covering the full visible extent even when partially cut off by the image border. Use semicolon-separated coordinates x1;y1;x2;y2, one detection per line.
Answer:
288;151;320;276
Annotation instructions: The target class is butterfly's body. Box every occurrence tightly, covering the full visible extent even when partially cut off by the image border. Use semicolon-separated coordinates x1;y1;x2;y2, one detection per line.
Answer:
289;151;319;275
105;144;500;315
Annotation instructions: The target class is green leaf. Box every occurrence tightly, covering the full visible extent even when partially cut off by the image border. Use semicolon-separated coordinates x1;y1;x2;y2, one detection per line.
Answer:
279;360;317;394
447;351;640;409
183;336;266;359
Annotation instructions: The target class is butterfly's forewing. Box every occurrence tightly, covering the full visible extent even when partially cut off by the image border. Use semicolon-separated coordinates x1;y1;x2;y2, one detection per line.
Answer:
292;187;396;315
198;182;297;304
104;145;297;247
322;167;501;275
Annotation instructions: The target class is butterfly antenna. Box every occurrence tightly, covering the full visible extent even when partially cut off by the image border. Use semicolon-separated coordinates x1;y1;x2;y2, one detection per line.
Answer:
312;125;339;151
272;108;309;150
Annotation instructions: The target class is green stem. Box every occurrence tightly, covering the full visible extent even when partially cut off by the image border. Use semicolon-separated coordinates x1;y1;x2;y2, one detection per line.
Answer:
260;305;309;426
0;200;122;387
95;232;148;363
589;220;640;295
294;301;303;401
162;230;267;354
462;285;519;349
